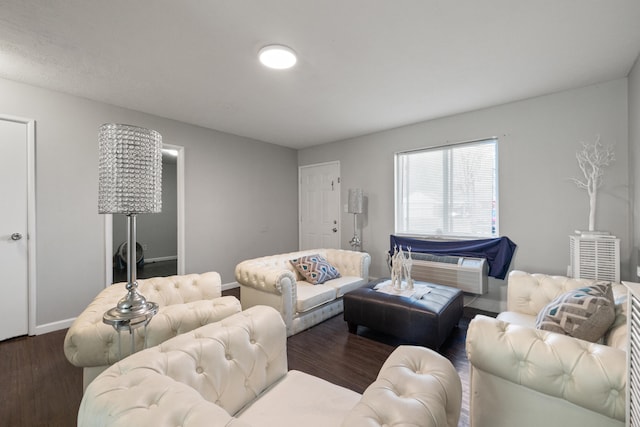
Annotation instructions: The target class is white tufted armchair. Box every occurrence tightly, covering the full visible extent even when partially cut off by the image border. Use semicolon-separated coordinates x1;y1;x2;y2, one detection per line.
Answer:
64;272;242;390
465;270;627;427
79;305;462;427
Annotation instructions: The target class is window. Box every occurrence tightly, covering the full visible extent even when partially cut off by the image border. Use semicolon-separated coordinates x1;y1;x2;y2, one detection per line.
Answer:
395;138;498;238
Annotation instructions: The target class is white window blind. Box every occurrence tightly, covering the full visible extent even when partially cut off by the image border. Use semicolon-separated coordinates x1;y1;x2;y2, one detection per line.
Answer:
395;138;498;238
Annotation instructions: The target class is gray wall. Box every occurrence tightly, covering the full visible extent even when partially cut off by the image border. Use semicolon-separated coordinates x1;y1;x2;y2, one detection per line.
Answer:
0;77;298;331
630;56;640;278
3;65;637;329
299;78;630;312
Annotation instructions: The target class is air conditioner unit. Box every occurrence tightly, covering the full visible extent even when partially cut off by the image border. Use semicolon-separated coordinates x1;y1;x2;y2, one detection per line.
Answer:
409;253;488;295
569;235;620;283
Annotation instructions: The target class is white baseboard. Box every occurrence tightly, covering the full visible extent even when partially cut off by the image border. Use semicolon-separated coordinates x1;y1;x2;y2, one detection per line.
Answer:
35;317;75;335
222;281;240;291
145;255;178;263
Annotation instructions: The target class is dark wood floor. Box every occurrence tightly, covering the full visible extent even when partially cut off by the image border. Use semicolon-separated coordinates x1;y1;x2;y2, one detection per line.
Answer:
0;286;476;427
288;310;472;427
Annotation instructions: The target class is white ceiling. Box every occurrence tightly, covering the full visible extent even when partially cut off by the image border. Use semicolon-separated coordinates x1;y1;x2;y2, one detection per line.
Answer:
1;1;639;149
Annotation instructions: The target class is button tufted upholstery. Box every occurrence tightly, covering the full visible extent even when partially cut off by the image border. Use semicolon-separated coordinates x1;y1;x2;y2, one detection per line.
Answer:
465;270;628;427
64;272;242;390
344;345;462;427
235;249;371;336
79;305;462;427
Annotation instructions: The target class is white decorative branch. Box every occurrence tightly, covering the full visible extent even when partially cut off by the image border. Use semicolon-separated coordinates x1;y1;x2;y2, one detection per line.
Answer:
569;135;615;231
390;246;414;291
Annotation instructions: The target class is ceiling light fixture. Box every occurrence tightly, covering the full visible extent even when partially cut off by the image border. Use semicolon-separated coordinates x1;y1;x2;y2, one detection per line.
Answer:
258;44;297;70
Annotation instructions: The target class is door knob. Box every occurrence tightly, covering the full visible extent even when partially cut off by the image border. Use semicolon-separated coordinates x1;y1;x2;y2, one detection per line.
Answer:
11;233;22;241
332;228;338;233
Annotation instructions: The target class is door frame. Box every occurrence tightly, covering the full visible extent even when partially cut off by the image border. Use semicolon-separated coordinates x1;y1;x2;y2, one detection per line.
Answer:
104;143;185;286
298;161;341;250
1;114;37;335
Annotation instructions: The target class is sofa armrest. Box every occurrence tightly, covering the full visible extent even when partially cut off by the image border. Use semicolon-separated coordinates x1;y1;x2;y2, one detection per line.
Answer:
466;315;626;421
342;345;462;427
144;296;241;346
235;260;297;296
326;249;371;279
79;371;251;427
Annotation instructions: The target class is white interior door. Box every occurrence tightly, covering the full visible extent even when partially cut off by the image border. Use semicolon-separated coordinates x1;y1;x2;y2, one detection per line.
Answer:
0;117;33;340
299;162;340;250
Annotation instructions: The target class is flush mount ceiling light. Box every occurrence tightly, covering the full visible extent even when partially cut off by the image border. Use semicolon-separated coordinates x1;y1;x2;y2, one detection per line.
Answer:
258;44;297;69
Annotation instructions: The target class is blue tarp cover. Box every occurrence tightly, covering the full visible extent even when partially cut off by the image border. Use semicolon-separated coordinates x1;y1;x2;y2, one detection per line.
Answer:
390;235;517;280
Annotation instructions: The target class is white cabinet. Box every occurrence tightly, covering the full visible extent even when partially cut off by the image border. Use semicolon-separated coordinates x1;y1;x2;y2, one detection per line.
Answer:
569;235;620;282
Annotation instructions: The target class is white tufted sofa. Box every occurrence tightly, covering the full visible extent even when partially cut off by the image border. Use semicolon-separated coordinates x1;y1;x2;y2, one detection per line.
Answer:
235;248;371;336
465;270;627;427
78;305;462;427
64;272;242;390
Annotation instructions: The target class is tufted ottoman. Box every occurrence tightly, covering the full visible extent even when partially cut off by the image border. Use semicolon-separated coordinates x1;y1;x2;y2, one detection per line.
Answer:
343;278;463;349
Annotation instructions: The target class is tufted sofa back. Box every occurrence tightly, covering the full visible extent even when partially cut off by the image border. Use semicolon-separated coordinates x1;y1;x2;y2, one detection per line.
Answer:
78;306;288;427
507;270;602;315
235;248;371;285
236;249;321;283
507;270;628;350
135;273;224;305
64;272;242;368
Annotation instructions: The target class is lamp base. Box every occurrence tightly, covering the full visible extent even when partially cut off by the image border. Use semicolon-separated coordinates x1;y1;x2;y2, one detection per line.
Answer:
115;284;151;313
350;212;361;250
104;285;158;332
103;301;158;332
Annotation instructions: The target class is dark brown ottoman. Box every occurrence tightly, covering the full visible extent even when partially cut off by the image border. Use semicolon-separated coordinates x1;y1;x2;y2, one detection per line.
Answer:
343;278;463;349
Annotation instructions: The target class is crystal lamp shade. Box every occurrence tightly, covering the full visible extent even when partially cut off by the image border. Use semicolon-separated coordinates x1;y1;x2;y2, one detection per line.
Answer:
98;123;163;214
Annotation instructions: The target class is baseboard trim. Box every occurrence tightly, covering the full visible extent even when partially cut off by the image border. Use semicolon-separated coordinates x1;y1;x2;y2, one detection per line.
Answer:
36;317;75;335
144;255;178;263
222;281;240;291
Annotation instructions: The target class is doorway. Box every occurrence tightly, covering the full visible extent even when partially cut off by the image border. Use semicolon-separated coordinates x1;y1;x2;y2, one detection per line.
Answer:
0;115;36;340
298;161;341;250
104;143;185;286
